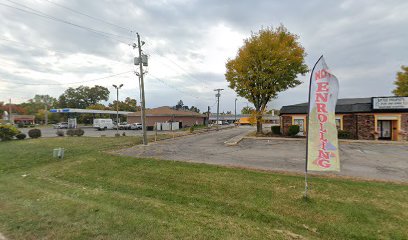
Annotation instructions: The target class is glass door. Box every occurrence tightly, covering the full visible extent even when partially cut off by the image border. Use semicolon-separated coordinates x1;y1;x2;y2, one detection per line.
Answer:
294;119;304;135
378;120;392;140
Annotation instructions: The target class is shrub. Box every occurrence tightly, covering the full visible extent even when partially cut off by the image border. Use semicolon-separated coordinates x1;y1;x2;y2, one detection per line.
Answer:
66;129;75;137
189;125;195;133
115;133;121;137
288;125;300;136
66;128;84;137
16;133;26;140
28;129;41;139
75;128;85;136
271;126;281;135
0;125;20;141
122;132;126;136
56;130;65;137
338;130;352;139
17;122;25;128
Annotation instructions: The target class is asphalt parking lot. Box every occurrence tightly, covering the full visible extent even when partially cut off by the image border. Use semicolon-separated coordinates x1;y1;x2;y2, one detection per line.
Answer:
118;127;408;182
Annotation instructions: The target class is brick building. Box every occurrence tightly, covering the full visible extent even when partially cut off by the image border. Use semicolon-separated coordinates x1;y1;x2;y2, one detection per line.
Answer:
280;97;408;141
127;106;207;129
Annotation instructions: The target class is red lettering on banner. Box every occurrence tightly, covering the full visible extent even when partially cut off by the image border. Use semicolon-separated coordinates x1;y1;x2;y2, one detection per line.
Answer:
317;82;329;92
313;67;333;169
317;103;328;113
315;93;328;102
315;69;331;81
318;150;330;159
317;158;331;168
319;130;327;142
321;140;327;151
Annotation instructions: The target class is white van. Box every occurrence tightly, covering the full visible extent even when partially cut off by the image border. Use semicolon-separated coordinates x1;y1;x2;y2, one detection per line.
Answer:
93;118;114;130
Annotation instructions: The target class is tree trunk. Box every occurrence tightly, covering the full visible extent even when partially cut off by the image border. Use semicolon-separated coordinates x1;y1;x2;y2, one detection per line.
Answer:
256;114;262;134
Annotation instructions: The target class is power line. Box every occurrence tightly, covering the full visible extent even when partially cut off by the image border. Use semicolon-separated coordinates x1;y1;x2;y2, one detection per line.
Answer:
42;0;132;32
0;70;132;86
148;50;213;91
0;1;132;45
0;37;129;67
149;74;199;99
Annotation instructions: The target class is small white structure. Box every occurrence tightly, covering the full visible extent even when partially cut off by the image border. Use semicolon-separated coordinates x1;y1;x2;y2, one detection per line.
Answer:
93;118;114;130
68;118;77;129
156;122;179;131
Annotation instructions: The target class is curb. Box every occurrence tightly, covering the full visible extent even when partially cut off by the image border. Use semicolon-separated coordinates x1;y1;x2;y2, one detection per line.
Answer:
224;131;252;146
242;136;408;145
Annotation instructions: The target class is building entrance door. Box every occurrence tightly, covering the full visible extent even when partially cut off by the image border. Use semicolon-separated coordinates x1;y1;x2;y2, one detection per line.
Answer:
294;118;304;136
378;120;392;140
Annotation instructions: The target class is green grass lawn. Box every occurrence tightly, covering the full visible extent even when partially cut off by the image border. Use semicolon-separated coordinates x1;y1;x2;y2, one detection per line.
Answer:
0;137;407;239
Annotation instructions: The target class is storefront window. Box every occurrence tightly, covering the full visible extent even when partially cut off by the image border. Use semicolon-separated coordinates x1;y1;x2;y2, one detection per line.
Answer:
335;119;341;130
294;119;304;134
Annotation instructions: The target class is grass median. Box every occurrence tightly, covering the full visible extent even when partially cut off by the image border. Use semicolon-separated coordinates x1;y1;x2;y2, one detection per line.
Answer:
0;136;407;239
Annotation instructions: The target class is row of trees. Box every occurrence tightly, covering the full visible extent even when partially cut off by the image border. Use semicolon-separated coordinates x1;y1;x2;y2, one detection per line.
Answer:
1;85;140;124
172;100;200;113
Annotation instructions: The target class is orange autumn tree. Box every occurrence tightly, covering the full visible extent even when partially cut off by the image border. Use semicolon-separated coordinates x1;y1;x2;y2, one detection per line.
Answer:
225;25;308;133
392;65;408;97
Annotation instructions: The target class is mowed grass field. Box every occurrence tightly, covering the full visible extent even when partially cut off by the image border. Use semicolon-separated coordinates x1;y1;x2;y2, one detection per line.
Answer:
0;137;407;240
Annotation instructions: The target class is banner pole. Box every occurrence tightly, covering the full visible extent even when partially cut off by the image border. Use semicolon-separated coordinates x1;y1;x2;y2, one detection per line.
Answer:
304;55;323;199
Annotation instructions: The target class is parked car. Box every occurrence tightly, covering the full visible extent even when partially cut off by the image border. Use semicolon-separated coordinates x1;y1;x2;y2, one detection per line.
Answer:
118;122;131;130
93;119;114;130
130;123;142;130
53;122;68;129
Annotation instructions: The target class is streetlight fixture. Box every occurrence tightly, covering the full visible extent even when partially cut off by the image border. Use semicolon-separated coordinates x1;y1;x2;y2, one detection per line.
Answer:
112;84;123;135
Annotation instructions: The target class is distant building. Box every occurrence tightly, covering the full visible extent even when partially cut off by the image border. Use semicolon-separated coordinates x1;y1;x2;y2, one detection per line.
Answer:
127;106;207;128
280;97;408;141
11;115;35;125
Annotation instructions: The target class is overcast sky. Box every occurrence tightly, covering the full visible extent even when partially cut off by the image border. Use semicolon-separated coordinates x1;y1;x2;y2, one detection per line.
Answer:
1;0;407;113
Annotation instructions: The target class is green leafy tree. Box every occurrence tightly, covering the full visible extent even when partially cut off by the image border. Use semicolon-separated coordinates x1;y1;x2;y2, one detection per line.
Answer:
225;25;308;133
392;66;408;96
109;97;140;112
20;95;58;124
58;85;110;109
241;106;255;114
79;104;110;124
189;106;200;113
173;100;184;110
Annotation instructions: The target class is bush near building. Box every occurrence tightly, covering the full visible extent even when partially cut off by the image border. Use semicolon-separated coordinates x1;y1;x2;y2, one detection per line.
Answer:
338;130;352;139
288;125;300;136
0;125;20;141
28;129;42;139
56;130;65;137
15;133;27;140
271;126;281;135
67;128;85;137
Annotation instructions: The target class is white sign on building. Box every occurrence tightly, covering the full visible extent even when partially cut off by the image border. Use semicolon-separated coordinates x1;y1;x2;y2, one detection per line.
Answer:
372;97;408;109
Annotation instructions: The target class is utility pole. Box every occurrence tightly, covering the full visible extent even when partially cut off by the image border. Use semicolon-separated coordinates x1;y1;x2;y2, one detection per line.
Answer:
207;106;210;128
44;96;49;126
8;98;12;124
113;84;123;135
214;89;224;130
134;33;148;145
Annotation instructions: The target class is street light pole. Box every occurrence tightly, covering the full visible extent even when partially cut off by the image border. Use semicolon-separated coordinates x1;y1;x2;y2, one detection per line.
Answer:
214;89;224;130
113;84;123;135
234;98;237;123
